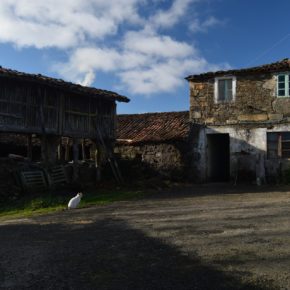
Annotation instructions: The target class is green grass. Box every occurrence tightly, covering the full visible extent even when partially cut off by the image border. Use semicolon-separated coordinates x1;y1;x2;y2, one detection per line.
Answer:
0;189;149;220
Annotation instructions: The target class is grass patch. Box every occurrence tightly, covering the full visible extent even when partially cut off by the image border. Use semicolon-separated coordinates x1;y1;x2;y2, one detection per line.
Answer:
0;188;149;220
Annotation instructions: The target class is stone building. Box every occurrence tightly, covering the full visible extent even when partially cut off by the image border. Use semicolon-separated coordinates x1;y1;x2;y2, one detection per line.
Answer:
186;58;290;183
115;111;191;179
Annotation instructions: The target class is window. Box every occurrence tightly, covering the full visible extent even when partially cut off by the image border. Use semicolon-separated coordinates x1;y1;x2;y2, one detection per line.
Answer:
267;132;290;158
214;77;236;102
277;73;290;97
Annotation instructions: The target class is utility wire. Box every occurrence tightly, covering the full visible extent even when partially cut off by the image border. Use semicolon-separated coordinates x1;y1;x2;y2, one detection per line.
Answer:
245;33;290;67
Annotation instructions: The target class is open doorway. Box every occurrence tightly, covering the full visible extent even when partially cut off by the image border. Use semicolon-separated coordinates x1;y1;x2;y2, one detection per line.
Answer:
207;133;230;182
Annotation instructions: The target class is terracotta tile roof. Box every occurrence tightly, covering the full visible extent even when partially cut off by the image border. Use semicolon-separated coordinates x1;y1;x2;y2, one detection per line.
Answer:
0;66;129;103
186;58;290;81
117;111;190;144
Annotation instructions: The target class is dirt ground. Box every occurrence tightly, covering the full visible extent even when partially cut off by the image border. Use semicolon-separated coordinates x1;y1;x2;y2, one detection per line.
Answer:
1;184;290;289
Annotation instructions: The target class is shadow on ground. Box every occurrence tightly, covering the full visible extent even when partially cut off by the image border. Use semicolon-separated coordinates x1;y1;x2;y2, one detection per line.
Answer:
0;217;276;290
146;183;290;200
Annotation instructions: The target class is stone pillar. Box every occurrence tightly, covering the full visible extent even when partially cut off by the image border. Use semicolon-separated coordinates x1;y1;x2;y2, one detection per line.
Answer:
27;134;32;161
72;138;80;181
46;136;60;164
57;137;64;161
64;137;70;161
81;139;86;160
41;134;48;164
95;146;101;182
91;141;103;183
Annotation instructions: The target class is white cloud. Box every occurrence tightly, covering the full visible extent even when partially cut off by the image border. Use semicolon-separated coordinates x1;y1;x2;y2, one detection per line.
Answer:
55;38;224;95
0;0;143;48
123;30;194;58
0;0;227;96
190;16;224;33
149;0;198;29
119;58;208;95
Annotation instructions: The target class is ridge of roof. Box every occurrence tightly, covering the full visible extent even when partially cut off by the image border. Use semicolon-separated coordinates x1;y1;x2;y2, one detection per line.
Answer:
185;58;290;81
118;111;188;117
0;65;129;102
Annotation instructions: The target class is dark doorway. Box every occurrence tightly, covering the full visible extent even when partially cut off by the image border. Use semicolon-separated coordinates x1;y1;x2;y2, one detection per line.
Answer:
207;133;230;182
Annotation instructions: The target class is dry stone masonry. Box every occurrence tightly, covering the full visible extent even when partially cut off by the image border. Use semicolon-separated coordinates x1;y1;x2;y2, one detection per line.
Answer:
186;58;290;183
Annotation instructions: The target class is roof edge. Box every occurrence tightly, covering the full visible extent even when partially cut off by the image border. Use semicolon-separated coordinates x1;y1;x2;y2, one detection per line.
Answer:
185;58;290;82
0;65;130;102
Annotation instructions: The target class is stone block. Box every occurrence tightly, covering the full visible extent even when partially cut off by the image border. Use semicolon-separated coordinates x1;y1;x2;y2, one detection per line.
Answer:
273;98;290;115
268;113;283;121
262;77;275;90
191;111;201;119
194;83;205;90
237;114;268;122
226;119;238;124
205;118;215;124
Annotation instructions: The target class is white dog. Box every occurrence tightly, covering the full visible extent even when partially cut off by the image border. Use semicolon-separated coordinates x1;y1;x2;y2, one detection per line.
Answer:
68;192;83;209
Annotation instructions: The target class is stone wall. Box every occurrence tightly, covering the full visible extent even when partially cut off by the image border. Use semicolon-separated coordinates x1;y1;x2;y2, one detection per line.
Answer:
189;73;290;183
189;74;290;125
114;141;190;179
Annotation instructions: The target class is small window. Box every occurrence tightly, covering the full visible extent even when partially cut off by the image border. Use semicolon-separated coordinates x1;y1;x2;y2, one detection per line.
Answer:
214;77;236;102
267;132;290;158
277;73;290;97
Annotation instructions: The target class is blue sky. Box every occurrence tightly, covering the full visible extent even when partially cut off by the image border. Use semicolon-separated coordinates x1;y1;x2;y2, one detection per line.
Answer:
0;0;289;114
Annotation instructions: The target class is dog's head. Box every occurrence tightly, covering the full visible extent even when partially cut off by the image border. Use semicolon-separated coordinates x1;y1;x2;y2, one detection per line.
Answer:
78;192;83;198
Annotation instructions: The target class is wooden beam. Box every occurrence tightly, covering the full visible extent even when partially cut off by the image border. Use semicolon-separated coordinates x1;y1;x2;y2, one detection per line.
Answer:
39;87;48;164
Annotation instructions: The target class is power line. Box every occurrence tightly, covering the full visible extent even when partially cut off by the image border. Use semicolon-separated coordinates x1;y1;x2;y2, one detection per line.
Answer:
245;33;290;67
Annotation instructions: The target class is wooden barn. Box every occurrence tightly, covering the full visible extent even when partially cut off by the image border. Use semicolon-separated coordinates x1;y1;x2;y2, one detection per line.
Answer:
0;66;129;187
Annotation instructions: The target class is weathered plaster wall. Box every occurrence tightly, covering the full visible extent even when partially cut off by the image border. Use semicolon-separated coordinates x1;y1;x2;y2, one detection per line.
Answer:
192;126;266;182
189;72;290;183
115;142;189;178
192;124;290;183
189;74;290;124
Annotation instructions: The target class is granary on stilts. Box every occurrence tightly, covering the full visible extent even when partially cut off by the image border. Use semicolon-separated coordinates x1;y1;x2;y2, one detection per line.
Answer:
0;66;129;194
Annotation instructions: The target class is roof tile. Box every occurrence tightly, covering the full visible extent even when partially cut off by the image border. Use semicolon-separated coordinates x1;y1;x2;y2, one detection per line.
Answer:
117;111;189;144
0;66;129;102
186;58;290;81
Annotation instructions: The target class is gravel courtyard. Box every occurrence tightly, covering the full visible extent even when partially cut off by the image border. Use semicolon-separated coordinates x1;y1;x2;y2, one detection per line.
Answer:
1;185;290;289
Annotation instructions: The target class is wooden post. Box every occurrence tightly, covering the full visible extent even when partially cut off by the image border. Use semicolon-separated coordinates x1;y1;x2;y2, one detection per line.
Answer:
39;87;48;164
27;134;32;161
72;138;79;181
